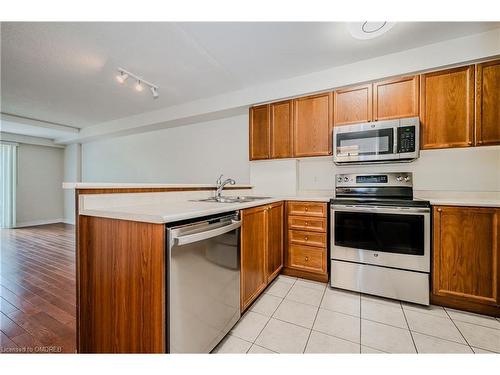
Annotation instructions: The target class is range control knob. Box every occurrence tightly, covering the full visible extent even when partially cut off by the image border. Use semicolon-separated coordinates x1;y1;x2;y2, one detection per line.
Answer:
337;177;342;182
396;176;403;182
344;177;349;182
404;176;411;182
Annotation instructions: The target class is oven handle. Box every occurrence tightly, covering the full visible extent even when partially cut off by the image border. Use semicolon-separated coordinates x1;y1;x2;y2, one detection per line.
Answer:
331;205;430;215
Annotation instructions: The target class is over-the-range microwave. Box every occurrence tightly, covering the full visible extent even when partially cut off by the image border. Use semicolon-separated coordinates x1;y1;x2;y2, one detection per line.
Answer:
333;116;420;165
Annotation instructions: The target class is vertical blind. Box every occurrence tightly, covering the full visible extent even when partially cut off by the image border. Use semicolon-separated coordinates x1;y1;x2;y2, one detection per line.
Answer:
0;142;17;228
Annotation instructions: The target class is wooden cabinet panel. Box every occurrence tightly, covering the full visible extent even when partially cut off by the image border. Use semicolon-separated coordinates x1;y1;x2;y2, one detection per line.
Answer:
476;59;500;146
333;84;372;126
373;75;419;121
270;100;294;158
288;216;327;233
287;201;327;217
241;205;268;311
78;216;165;353
267;202;284;282
289;230;327;248
293;92;333;156
433;206;499;308
249;104;270;160
289;244;326;273
420;66;475;149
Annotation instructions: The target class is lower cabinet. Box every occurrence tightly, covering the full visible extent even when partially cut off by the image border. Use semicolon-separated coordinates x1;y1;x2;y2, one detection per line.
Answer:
283;201;329;282
240;202;284;311
432;206;500;316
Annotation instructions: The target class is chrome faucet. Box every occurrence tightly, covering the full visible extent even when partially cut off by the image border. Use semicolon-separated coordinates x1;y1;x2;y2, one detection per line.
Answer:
215;174;236;199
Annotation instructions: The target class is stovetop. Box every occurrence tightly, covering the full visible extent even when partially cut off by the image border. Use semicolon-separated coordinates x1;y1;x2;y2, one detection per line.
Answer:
330;197;431;208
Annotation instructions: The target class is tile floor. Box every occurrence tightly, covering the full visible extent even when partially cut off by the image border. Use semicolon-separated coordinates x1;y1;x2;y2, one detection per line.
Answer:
212;275;500;354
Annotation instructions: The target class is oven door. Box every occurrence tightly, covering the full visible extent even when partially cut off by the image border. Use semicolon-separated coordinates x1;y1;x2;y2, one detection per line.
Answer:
331;205;430;272
333;121;398;163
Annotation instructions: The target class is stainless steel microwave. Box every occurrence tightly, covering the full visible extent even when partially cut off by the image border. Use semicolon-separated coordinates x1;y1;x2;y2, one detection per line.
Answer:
333;117;420;165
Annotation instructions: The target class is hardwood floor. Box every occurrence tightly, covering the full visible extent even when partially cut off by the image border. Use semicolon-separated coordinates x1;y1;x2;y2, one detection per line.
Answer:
0;223;76;353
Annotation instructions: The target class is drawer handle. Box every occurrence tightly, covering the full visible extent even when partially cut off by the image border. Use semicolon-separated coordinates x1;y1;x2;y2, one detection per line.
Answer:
305;222;309;226
304;236;309;241
305;256;309;261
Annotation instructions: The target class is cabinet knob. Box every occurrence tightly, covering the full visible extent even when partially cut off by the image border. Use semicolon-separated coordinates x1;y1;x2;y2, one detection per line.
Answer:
305;257;309;262
468;141;473;145
305;222;309;226
305;207;308;211
477;140;483;145
437;208;442;212
304;236;309;241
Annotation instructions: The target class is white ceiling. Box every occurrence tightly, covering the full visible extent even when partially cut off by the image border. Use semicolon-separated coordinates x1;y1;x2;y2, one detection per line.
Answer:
1;22;499;131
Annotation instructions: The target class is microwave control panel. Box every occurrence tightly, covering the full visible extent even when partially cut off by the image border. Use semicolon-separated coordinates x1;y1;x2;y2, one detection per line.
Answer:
397;126;416;153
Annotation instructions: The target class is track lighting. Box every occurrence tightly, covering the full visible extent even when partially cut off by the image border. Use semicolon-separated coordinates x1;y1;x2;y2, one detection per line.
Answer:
116;68;159;99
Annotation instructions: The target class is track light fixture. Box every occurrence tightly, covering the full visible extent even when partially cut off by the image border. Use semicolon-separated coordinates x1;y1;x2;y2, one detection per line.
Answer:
116;68;159;99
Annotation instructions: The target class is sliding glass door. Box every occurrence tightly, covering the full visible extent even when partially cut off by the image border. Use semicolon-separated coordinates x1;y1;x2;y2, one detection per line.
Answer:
0;142;18;228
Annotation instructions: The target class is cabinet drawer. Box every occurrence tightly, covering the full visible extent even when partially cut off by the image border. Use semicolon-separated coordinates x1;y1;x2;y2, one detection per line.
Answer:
288;216;327;232
287;201;326;217
289;230;327;248
289;244;326;273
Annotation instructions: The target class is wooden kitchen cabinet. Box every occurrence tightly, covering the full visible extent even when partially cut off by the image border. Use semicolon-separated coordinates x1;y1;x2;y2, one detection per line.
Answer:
249;104;270;160
240;202;284;311
333;84;372;126
293;92;333;157
373;75;419;121
283;201;328;282
432;206;500;316
475;59;500;146
270;100;294;158
420;66;475;149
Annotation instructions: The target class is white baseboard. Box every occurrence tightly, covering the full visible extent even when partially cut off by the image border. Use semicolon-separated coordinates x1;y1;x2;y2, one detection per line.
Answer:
15;218;65;228
63;218;76;225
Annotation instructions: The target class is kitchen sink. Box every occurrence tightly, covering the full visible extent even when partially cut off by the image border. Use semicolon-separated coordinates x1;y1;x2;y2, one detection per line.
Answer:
193;196;271;203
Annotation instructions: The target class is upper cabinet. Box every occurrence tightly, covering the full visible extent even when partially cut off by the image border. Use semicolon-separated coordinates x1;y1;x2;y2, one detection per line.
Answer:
249;104;270;160
293;92;333;157
270;100;294;158
476;59;500;146
333;84;372;126
420;66;475;150
373;75;419;121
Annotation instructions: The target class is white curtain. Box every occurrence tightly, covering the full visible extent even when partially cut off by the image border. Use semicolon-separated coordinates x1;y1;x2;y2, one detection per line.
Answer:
0;142;18;228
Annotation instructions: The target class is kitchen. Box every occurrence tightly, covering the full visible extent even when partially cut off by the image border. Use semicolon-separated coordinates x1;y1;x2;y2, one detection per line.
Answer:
0;5;499;373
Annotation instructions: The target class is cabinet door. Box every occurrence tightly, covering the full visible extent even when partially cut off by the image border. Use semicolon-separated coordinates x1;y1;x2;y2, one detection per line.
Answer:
433;206;499;307
373;75;419;121
241;205;268;311
333;84;372;126
270;100;293;158
267;202;284;282
249;104;270;160
293;92;333;157
420;66;475;149
476;59;500;146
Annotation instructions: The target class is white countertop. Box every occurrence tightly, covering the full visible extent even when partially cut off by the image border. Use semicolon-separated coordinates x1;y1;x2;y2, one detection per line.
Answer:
414;191;500;208
63;182;253;189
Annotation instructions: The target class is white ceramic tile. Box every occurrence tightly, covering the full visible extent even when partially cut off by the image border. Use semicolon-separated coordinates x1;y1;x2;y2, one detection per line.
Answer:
455;321;500;353
250;293;283;317
247;344;276;353
255;318;310;353
265;280;293;298
212;335;252;353
361;294;401;308
361;319;416;353
446;308;500;329
361;345;386;353
295;279;327;292
305;331;360;353
402;303;448;318
361;299;408;329
412;332;473;353
321;288;360;317
276;275;297;285
313;308;360;343
273;299;318;329
286;284;324;307
404;309;467;344
472;347;497;354
230;311;269;342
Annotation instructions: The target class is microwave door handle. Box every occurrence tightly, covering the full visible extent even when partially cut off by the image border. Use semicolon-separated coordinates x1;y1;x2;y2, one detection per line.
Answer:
393;126;398;154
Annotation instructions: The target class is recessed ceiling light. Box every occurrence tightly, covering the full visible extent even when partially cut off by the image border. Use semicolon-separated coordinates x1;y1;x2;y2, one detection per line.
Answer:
347;22;395;40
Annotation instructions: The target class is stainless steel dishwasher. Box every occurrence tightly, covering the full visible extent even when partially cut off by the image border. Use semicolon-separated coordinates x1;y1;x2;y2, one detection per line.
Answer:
166;211;241;353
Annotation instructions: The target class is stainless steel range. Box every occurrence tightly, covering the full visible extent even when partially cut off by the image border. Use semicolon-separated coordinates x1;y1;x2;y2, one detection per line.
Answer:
330;172;431;305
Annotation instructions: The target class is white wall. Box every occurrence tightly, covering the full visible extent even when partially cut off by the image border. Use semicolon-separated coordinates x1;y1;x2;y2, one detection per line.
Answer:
16;143;64;227
63;143;81;224
82;114;249;184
